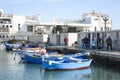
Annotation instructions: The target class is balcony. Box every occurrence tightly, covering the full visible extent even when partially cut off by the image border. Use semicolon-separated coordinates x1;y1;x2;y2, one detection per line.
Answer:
0;14;13;18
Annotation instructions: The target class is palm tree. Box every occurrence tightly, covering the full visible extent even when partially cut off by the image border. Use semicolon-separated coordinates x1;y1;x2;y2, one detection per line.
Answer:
35;28;45;34
52;25;63;33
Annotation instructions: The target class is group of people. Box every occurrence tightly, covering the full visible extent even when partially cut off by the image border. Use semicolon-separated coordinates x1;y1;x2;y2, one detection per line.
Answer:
46;35;113;51
81;36;112;50
97;36;112;50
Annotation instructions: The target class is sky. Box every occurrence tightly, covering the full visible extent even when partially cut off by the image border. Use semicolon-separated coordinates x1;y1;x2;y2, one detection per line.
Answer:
0;0;120;30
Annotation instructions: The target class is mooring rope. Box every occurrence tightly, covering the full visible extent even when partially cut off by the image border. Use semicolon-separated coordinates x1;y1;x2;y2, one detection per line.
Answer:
87;52;120;69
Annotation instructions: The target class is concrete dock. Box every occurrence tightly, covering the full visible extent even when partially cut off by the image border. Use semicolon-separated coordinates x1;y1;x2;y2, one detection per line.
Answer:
47;46;120;66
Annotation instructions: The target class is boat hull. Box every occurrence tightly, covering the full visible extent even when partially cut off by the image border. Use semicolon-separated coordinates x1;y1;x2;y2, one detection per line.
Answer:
25;54;42;64
43;59;92;70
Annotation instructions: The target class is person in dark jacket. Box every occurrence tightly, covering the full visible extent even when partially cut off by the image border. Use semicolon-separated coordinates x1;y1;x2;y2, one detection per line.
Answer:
97;36;102;49
106;36;112;50
81;38;85;49
84;37;89;49
47;36;50;44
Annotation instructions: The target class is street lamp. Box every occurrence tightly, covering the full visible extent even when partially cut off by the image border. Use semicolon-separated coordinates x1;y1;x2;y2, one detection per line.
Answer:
103;14;109;31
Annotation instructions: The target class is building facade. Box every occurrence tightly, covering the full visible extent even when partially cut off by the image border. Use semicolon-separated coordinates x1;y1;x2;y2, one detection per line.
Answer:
0;9;112;41
53;10;112;33
0;8;40;41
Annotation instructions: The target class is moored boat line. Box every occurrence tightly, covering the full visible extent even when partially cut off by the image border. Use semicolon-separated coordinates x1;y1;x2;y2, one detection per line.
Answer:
2;42;92;70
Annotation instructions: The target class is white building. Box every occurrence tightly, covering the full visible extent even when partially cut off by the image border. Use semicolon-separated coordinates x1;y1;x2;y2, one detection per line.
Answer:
0;8;40;41
25;10;112;35
53;10;112;32
0;8;112;41
82;10;112;31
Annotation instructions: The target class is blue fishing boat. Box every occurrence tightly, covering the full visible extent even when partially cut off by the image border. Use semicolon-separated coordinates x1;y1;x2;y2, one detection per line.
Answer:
4;42;22;51
16;47;41;59
25;53;42;64
43;58;92;70
24;52;60;64
21;50;56;64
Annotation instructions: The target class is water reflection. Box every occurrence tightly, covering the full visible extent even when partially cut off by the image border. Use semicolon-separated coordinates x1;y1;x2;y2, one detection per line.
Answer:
22;64;42;80
42;68;92;80
91;64;120;80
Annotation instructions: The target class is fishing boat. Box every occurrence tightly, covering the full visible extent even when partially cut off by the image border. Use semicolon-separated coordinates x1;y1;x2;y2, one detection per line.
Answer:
43;58;92;70
17;47;41;60
4;41;22;51
23;52;60;64
25;53;42;64
17;47;57;63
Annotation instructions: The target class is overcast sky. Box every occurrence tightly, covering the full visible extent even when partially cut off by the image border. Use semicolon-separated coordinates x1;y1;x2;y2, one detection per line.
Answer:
0;0;120;30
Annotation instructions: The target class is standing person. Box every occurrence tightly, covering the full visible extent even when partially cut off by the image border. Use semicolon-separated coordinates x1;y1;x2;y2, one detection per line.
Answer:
81;38;85;49
47;36;50;44
106;36;112;50
84;37;89;49
46;36;50;48
97;36;101;49
64;36;68;46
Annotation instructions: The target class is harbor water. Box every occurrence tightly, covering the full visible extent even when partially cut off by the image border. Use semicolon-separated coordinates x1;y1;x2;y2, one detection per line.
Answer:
0;44;120;80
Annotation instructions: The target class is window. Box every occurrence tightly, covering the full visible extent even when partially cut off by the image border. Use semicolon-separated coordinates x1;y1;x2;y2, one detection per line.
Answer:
27;26;33;32
10;25;12;28
6;25;9;28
